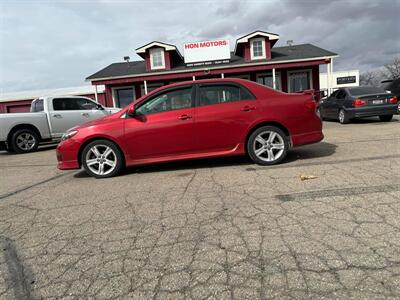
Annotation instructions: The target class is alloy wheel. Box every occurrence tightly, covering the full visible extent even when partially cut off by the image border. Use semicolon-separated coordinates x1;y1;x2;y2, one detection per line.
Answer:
85;144;117;176
339;110;345;123
252;131;285;162
16;133;36;151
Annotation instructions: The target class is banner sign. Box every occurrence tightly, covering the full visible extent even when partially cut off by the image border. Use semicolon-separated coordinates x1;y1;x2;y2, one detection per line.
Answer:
183;39;231;65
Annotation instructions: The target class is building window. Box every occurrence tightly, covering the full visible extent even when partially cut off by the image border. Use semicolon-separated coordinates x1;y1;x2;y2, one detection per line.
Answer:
250;38;266;60
257;73;282;90
140;83;163;96
114;87;135;108
150;48;165;69
288;70;312;92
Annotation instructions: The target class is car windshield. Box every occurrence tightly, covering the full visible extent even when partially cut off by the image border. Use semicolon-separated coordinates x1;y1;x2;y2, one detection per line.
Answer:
347;86;386;96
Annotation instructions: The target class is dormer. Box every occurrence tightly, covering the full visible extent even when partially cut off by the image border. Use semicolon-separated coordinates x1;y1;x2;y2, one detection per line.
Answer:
135;41;183;72
234;31;279;62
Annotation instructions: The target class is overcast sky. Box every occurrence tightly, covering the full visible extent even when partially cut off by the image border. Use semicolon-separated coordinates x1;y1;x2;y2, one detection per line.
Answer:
1;0;399;93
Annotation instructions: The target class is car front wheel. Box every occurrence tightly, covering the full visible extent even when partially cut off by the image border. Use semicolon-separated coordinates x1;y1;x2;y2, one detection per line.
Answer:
247;126;289;165
81;140;124;178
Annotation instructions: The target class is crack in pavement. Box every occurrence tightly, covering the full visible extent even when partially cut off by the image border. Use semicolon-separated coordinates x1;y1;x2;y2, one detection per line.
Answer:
0;172;72;201
1;237;36;300
276;184;400;201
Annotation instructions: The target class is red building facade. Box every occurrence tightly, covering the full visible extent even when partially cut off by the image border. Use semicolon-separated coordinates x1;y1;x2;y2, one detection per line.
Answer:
87;30;338;108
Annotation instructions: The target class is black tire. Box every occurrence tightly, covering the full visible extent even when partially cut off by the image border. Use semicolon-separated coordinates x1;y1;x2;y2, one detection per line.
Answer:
338;109;350;124
10;129;39;153
379;115;393;122
81;139;124;178
247;126;289;166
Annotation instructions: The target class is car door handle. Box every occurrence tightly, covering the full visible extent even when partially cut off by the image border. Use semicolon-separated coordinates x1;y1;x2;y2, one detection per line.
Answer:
53;114;62;118
82;112;90;117
241;106;256;112
178;114;192;120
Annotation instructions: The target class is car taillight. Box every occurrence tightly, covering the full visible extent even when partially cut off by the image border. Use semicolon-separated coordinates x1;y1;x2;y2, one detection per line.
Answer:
389;96;398;104
352;99;366;107
305;100;317;110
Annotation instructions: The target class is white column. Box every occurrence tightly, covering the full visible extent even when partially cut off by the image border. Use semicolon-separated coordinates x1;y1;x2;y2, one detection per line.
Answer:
192;75;196;81
272;68;276;90
144;80;148;95
221;73;224;78
327;62;331;96
330;58;334;95
94;85;98;102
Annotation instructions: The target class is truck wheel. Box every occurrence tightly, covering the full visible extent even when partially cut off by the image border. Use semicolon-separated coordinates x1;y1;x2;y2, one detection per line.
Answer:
11;129;39;153
379;115;393;122
81;140;124;178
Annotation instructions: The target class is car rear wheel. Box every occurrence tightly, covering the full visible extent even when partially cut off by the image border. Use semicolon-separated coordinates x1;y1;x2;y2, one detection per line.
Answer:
338;109;350;124
11;129;39;153
82;140;123;178
247;126;289;165
379;115;393;122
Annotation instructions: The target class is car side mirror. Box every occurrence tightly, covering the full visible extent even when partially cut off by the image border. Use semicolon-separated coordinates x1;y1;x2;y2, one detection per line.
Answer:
127;106;136;117
96;103;104;110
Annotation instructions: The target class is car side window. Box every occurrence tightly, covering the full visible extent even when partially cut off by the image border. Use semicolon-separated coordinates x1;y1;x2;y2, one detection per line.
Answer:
136;87;193;115
336;90;346;100
53;98;97;111
329;90;339;100
199;85;252;107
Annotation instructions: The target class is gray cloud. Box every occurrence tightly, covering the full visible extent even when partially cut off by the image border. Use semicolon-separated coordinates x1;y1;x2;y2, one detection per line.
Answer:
0;0;399;93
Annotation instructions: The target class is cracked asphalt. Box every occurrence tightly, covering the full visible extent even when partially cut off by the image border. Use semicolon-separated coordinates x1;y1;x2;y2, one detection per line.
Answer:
0;117;399;299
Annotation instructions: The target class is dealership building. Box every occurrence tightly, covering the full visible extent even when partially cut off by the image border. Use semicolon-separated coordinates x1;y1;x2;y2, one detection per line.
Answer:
1;30;346;112
86;30;338;108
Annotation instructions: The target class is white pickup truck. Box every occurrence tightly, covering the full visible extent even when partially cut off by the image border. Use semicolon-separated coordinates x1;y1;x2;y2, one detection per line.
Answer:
0;96;120;153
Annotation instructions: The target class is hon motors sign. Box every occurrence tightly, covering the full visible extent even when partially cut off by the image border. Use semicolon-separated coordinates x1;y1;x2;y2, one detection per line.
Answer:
183;39;230;66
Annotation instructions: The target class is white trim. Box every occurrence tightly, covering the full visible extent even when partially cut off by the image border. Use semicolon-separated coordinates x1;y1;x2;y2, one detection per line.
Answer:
149;48;165;70
111;85;136;108
221;73;224;78
237;31;279;44
226;74;250;80
256;71;282;90
88;56;338;83
287;69;313;93
192;75;196;81
250;37;266;60
136;41;176;54
0;85;105;102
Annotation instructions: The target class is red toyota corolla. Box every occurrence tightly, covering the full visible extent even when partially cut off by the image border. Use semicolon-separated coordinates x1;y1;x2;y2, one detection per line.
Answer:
56;79;323;178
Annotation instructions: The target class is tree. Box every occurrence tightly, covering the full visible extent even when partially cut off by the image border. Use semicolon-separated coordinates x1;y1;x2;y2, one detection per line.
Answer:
359;70;385;86
384;57;400;79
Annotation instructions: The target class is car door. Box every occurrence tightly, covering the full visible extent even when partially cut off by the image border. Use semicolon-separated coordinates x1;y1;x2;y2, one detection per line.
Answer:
123;85;195;160
193;83;258;153
333;89;347;118
321;90;338;118
49;98;94;137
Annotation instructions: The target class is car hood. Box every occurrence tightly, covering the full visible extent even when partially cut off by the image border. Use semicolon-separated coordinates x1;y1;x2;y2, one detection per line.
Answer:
68;113;120;132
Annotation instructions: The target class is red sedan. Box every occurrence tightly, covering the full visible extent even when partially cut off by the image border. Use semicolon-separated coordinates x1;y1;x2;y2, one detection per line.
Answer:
57;79;323;178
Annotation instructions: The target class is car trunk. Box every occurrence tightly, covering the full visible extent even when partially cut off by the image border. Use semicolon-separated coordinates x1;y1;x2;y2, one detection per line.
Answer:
356;93;392;106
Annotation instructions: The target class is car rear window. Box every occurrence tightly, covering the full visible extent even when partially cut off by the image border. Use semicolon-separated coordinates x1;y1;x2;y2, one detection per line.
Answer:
348;86;386;96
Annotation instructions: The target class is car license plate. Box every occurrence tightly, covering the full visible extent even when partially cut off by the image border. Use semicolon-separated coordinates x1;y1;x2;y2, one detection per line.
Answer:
373;99;384;104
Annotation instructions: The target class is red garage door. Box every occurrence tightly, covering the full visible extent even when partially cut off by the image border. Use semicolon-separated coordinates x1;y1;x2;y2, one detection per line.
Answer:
7;105;31;113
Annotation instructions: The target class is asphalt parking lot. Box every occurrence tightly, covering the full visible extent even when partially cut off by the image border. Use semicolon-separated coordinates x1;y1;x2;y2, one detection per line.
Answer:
1;116;399;299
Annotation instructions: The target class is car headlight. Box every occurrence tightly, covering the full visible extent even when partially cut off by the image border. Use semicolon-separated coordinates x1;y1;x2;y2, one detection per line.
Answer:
61;130;78;141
